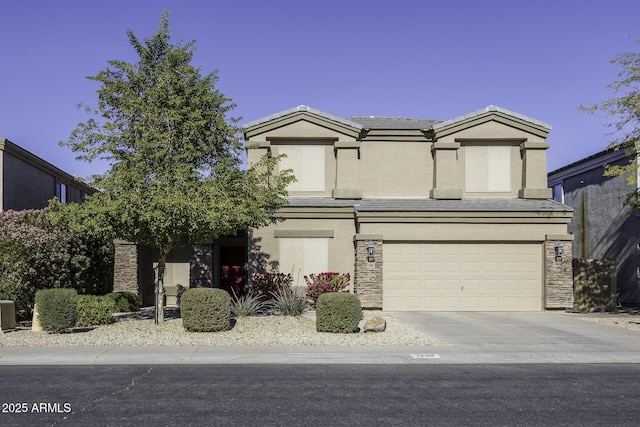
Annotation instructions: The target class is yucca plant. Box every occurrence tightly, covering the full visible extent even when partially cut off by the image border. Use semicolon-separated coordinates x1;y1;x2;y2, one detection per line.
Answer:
231;290;266;317
266;284;307;316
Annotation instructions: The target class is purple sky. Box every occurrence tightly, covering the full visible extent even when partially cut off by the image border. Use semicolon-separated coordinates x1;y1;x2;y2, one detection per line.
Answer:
1;0;638;180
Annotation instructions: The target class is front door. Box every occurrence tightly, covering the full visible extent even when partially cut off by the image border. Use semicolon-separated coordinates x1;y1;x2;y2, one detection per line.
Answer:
220;246;247;297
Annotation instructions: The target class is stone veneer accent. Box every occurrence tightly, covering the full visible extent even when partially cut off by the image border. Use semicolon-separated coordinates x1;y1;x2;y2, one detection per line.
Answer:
544;238;574;309
353;235;383;309
113;240;139;294
190;244;213;288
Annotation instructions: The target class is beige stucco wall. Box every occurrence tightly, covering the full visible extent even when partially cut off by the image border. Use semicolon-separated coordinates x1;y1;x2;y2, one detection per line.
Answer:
249;218;356;290
360;141;433;197
246;112;552;201
153;246;191;289
359;221;570;242
432;120;550;199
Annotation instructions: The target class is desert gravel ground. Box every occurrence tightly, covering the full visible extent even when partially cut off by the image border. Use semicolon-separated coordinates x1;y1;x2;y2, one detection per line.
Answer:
562;310;640;332
4;309;640;348
0;308;443;347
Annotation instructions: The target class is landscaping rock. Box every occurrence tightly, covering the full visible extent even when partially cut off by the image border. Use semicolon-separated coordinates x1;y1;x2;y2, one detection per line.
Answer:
364;317;386;332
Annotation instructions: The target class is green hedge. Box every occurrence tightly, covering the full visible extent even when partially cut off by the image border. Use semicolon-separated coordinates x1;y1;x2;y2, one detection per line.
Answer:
180;288;231;332
35;288;78;332
106;292;141;313
76;295;117;327
0;208;114;321
316;292;362;333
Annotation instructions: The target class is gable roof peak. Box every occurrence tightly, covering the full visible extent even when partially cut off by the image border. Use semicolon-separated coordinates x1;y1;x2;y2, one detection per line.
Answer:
243;105;363;130
432;105;552;131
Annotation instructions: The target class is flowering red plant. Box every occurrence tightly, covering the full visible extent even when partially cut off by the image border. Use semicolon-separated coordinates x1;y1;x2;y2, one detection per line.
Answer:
304;272;350;308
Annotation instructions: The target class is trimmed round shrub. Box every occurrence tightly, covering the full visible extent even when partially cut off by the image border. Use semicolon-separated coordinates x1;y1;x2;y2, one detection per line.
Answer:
35;288;78;332
106;291;141;313
316;292;363;333
76;295;117;327
181;288;231;332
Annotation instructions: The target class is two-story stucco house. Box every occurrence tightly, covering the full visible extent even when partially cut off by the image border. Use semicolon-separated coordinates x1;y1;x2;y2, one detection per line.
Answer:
0;137;94;212
245;105;574;311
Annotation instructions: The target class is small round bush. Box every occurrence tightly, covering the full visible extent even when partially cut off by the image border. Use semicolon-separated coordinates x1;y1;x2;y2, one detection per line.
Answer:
35;288;78;333
76;295;117;327
316;292;363;333
181;288;231;332
106;292;141;313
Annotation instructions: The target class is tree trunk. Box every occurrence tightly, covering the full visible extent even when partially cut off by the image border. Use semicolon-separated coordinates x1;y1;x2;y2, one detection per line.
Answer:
154;246;171;324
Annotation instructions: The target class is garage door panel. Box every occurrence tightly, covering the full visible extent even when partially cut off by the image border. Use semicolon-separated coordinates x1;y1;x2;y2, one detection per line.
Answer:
384;243;542;311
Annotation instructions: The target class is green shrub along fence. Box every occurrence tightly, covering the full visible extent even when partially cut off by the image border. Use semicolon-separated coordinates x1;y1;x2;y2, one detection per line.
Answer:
315;292;362;333
181;288;231;332
35;288;78;332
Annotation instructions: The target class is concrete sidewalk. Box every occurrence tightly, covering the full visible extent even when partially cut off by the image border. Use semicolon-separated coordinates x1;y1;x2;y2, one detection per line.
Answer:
2;312;640;365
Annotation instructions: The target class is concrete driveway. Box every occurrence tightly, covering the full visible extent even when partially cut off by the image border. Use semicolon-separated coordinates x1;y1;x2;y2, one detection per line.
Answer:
386;311;640;364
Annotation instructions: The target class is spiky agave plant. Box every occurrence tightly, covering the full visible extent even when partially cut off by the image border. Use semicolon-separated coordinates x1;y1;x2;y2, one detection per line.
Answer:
266;284;307;316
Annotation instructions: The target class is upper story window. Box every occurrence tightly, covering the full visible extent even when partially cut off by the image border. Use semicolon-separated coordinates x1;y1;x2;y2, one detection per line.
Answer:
278;145;325;192
552;183;564;203
55;181;67;203
464;145;512;192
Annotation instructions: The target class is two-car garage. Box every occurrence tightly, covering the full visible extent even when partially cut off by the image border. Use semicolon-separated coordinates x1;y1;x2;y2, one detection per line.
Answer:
383;242;543;311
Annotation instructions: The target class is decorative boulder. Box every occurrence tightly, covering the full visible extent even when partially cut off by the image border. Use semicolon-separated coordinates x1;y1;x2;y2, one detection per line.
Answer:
364;316;386;332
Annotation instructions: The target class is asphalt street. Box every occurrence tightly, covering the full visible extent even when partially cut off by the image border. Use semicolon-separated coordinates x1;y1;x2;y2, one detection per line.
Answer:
1;364;640;426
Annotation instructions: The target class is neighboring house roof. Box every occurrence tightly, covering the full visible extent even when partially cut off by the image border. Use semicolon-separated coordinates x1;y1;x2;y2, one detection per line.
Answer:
0;137;95;193
548;145;633;181
285;197;573;212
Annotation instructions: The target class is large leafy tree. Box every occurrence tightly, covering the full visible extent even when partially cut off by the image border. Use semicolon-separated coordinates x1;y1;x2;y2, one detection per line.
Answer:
61;12;293;323
580;39;640;208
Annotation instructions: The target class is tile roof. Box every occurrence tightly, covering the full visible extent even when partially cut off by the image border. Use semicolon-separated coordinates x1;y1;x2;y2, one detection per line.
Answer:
285;197;573;212
244;105;551;133
346;117;442;130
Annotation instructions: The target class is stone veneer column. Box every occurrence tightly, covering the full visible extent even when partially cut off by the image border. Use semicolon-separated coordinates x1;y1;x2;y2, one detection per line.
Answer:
353;235;383;309
544;235;574;309
113;240;139;294
430;142;462;199
190;244;214;288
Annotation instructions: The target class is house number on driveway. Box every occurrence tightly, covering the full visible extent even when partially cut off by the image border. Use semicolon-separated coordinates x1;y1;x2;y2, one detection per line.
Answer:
411;354;440;359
